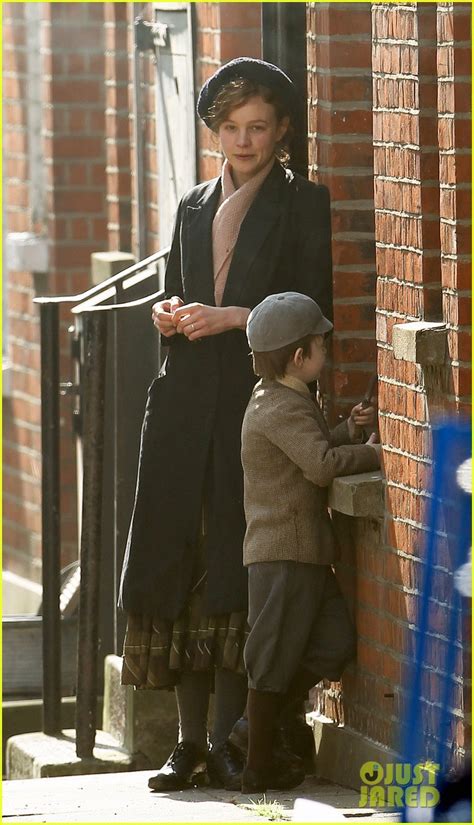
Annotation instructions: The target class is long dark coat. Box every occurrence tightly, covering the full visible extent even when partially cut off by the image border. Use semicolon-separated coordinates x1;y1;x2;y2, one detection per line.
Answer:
119;162;333;620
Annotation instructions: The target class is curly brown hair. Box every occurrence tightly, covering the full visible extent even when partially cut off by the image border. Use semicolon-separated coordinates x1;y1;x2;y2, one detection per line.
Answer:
206;77;294;164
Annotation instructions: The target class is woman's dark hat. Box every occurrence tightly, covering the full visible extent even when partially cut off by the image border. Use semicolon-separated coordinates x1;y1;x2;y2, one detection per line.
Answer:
197;57;298;126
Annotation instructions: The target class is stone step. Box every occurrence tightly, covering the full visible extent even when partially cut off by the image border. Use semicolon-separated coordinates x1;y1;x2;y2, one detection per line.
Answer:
102;654;178;768
6;729;133;780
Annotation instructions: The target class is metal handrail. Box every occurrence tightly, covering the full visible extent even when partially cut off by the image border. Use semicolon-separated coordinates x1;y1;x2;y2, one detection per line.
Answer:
33;246;170;308
72;286;165;315
36;245;170;748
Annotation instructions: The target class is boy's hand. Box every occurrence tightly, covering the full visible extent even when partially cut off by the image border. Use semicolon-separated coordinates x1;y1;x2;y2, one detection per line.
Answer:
351;401;376;427
367;432;382;458
348;400;376;440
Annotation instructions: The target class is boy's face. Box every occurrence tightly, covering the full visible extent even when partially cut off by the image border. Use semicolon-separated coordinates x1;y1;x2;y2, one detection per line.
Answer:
299;335;327;382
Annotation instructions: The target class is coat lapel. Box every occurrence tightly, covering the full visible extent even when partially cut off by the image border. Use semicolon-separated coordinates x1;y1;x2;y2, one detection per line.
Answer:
183;177;221;306
221;163;290;308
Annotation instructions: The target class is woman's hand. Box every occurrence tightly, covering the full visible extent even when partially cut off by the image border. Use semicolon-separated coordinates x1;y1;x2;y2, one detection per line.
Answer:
347;401;377;440
172;303;250;341
151;296;184;337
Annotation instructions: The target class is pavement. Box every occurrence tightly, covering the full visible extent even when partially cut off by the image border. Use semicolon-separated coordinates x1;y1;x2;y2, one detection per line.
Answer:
2;770;400;823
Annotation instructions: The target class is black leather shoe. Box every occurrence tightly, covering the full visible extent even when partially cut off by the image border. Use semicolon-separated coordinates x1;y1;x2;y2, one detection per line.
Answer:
207;740;244;791
148;742;207;791
241;759;305;794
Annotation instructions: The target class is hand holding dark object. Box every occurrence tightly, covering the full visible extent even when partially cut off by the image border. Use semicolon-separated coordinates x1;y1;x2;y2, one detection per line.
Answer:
348;372;379;441
360;373;378;409
350;401;376;428
347;400;376;441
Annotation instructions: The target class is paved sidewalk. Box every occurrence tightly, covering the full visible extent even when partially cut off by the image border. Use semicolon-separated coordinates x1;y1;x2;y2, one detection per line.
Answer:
3;770;399;823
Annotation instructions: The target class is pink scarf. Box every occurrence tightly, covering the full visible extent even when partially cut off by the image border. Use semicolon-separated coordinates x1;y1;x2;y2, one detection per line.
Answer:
212;158;275;306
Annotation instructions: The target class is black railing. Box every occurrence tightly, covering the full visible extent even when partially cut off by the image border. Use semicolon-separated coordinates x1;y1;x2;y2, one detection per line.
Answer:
34;247;169;755
39;301;61;735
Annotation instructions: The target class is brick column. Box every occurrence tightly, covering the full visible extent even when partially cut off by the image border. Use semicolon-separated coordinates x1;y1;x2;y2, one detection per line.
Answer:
104;3;132;252
305;2;391;748
437;0;472;766
307;2;376;421
372;0;436;756
437;3;471;414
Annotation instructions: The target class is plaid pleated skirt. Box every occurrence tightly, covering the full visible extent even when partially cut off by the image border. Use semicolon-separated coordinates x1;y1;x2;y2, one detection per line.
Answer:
121;512;248;689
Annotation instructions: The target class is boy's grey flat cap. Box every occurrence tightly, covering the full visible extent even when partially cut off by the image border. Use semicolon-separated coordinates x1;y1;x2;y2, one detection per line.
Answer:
247;292;333;352
197;57;298;126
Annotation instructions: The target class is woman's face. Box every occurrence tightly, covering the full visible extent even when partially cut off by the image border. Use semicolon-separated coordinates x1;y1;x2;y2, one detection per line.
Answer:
217;95;289;187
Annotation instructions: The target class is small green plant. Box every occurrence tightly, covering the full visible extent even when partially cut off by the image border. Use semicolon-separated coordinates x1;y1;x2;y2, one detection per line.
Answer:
239;794;291;821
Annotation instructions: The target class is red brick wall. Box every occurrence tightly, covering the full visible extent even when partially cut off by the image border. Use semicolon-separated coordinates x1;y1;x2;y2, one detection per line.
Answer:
306;0;386;746
307;2;376;422
43;2;108;567
3;1;109;581
43;1;108;291
373;0;467;762
3;2;42;583
307;1;471;767
4;6;470;762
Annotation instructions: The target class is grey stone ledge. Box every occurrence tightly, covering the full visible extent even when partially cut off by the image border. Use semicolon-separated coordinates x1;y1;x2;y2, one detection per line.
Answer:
392;321;447;365
329;470;384;519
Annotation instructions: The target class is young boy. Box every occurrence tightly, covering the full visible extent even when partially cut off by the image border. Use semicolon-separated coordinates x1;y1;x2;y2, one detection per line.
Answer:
239;291;381;793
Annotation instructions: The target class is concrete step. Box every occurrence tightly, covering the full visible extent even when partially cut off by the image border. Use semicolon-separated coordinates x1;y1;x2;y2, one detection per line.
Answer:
2;696;101;766
6;729;133;780
102;654;178;768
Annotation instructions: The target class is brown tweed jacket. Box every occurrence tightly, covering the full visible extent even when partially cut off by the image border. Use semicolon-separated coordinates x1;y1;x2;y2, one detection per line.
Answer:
241;380;380;566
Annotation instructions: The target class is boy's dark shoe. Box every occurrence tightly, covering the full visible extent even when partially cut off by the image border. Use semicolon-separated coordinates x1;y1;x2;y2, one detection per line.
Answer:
148;742;207;791
279;718;315;767
279;701;315;764
228;716;249;757
241;760;305;794
229;716;305;774
207;740;244;790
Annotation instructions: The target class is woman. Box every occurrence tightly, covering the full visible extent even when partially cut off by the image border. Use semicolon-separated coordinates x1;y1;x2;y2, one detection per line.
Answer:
118;57;333;792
